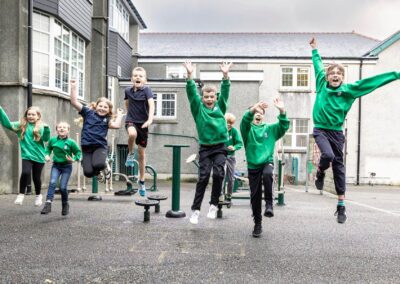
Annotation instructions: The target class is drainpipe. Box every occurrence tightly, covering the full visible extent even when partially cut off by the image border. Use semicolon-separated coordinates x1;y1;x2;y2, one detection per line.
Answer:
27;0;33;107
356;59;363;185
105;0;109;98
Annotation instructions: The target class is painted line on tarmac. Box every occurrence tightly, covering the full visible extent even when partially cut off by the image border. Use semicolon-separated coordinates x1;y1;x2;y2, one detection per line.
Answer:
345;200;400;216
288;186;400;217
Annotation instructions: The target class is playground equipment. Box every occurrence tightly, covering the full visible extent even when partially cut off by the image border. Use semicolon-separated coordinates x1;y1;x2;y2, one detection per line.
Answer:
164;144;189;218
135;199;159;222
147;194;168;213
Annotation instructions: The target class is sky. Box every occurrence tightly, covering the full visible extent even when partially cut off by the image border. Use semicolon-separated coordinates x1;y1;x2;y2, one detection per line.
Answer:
133;0;400;40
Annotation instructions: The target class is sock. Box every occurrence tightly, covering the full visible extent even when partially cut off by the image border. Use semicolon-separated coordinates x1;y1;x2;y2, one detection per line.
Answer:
338;200;345;207
46;200;52;203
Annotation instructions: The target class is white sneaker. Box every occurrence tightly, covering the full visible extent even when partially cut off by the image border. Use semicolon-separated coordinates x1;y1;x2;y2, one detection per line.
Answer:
189;210;200;224
207;205;218;219
34;194;43;207
14;194;25;205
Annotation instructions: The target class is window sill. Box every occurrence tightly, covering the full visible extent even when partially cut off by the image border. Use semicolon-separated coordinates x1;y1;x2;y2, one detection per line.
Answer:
280;148;307;154
279;89;312;93
153;119;178;124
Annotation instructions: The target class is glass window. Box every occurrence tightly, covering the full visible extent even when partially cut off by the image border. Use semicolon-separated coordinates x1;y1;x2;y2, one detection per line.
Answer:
283;119;309;149
280;66;310;90
32;11;85;97
153;93;176;120
109;0;129;41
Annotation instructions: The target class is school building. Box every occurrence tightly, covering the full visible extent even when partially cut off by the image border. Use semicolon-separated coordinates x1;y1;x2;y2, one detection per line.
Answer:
0;1;400;194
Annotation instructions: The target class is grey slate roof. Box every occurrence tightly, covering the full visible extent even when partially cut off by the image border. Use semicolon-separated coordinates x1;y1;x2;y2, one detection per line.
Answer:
138;32;380;59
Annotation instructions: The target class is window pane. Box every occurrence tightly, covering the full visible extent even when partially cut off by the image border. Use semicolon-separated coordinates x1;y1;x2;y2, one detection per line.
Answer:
62;63;69;92
62;43;69;61
295;119;308;133
55;59;62;89
62;26;70;43
54;39;62;58
72;34;78;49
296;135;307;147
282;74;293;87
54;21;62;40
283;134;292;147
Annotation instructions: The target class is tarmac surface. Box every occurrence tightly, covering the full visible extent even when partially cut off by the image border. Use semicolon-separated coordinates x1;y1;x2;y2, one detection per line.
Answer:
1;180;400;283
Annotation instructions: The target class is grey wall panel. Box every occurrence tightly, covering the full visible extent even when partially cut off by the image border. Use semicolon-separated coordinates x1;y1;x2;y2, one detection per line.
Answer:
59;0;92;40
33;0;58;15
108;30;132;78
117;37;132;78
108;31;118;77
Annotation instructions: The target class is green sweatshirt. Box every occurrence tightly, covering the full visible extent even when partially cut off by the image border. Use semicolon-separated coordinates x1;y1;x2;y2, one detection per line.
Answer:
312;49;400;130
240;111;290;169
0;106;50;163
46;136;81;163
186;79;230;145
225;127;243;156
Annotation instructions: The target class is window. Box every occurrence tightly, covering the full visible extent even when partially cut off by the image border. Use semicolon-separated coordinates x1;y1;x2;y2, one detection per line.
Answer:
32;13;50;86
109;0;130;42
33;12;85;97
280;67;310;90
166;64;195;79
107;76;115;104
153;93;177;120
283;119;309;149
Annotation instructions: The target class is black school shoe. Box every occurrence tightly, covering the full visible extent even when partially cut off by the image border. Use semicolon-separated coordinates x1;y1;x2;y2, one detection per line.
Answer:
335;205;347;224
41;202;52;214
315;170;325;190
252;223;262;238
264;204;274;218
62;202;69;216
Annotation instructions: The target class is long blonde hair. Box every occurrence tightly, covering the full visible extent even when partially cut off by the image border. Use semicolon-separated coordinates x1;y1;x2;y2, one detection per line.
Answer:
17;106;43;141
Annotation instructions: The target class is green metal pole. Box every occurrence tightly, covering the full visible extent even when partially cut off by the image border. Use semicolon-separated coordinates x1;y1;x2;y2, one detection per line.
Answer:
277;160;285;206
165;144;189;218
171;146;181;211
92;176;98;194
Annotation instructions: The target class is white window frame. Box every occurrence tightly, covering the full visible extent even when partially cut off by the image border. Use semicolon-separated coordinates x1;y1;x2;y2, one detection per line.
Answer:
283;119;309;150
280;66;311;91
153;93;177;120
32;12;50;87
32;11;85;98
109;0;129;42
166;64;195;79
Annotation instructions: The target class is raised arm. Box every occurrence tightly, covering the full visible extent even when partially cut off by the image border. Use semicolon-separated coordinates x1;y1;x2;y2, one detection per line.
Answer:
183;61;195;80
218;62;233;113
109;108;125;129
70;80;83;112
0;106;15;131
240;102;268;145
270;97;290;139
309;38;326;93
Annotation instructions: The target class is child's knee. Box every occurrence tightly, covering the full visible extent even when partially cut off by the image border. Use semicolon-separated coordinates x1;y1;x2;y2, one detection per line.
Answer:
321;152;335;162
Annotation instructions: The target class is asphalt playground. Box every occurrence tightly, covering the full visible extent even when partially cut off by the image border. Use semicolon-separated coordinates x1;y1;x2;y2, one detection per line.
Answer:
1;180;400;283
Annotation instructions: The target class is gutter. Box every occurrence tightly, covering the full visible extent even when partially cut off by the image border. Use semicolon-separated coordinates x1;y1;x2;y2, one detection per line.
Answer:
27;0;33;107
356;59;364;185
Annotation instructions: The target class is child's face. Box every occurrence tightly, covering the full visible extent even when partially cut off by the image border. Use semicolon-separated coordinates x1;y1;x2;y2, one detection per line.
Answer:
253;113;264;125
202;91;217;109
56;123;70;137
131;70;146;89
327;67;344;88
96;101;110;116
26;110;40;123
226;120;234;130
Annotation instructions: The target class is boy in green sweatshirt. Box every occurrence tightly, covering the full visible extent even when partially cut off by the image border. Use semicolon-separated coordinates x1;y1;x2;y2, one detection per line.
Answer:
309;37;400;223
223;113;243;201
240;98;289;238
183;61;232;225
41;122;81;216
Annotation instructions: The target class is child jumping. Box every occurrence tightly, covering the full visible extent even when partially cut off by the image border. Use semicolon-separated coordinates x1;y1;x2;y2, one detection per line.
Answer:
223;113;243;201
41;122;81;216
124;67;155;197
309;37;400;223
0;106;50;206
183;61;232;225
70;79;124;180
240;99;289;238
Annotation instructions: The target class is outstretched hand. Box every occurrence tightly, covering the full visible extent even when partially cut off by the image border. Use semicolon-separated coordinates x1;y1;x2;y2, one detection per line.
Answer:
182;61;194;79
273;96;285;113
219;62;233;78
309;37;317;49
250;101;268;114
